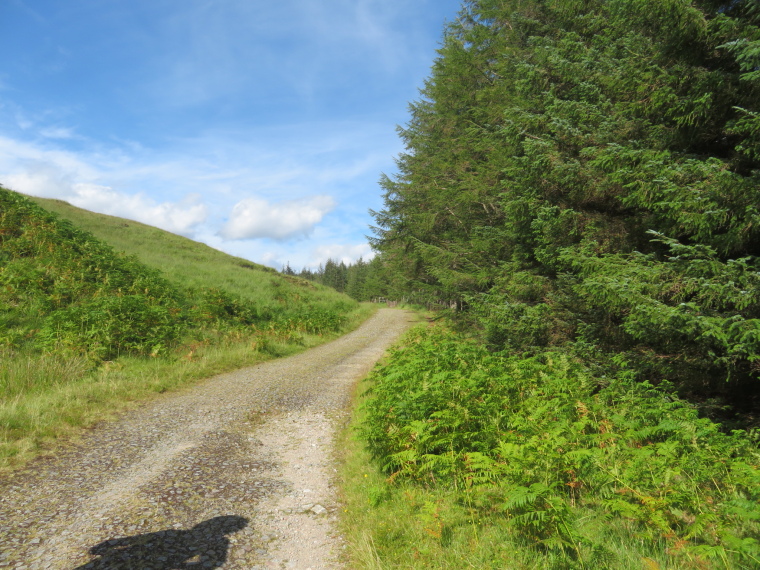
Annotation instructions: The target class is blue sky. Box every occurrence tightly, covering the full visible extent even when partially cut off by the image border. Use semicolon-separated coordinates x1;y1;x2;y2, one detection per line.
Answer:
0;0;461;269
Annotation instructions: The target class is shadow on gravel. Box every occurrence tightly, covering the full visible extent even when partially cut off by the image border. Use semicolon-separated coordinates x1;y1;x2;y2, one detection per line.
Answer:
72;515;248;569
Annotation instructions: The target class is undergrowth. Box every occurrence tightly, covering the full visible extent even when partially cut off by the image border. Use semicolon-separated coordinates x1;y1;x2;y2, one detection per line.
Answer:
345;325;760;569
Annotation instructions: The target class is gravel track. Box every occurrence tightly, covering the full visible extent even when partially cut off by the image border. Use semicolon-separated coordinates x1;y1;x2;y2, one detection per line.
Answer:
0;308;415;570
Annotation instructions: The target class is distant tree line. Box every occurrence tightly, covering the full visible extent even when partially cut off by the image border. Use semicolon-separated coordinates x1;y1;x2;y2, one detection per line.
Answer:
282;257;392;302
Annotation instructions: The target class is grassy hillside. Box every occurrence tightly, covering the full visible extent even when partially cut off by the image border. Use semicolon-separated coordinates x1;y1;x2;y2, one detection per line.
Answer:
29;195;338;312
0;187;370;469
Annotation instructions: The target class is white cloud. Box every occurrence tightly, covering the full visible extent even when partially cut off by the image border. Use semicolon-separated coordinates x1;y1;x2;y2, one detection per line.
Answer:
311;242;374;266
221;195;335;241
14;112;33;131
39;126;75;139
0;116;394;266
2;162;76;197
0;138;207;236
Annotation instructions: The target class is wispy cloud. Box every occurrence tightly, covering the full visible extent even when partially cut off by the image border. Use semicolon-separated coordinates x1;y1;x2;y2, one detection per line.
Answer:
312;242;375;266
132;0;443;114
0;120;395;262
39;126;76;139
0;150;208;236
70;184;208;236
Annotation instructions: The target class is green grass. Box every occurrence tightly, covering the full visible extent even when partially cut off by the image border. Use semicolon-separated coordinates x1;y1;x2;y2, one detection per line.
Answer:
28;196;345;312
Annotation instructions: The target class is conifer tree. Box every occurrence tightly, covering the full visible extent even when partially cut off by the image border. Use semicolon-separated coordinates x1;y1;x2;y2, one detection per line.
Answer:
372;0;760;408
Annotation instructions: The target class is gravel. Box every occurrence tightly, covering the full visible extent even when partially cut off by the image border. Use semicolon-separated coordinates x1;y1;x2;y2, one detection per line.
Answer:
0;308;415;570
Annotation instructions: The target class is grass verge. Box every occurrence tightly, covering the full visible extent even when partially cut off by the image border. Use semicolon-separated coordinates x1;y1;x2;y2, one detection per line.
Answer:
0;303;376;473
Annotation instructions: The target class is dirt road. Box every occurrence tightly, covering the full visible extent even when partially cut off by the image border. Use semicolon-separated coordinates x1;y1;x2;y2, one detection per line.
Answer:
0;308;415;570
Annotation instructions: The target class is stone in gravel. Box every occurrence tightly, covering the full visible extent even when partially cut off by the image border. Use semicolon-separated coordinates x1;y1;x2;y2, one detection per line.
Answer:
310;504;327;515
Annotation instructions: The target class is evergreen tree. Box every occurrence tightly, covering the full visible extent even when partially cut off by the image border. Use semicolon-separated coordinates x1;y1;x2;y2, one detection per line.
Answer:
322;259;347;292
345;257;368;300
281;262;296;276
372;0;760;411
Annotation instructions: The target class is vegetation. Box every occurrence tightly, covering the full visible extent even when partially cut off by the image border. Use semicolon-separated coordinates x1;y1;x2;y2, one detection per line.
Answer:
345;326;760;568
30;195;343;319
369;0;760;419
0;187;368;468
343;1;760;568
292;257;396;302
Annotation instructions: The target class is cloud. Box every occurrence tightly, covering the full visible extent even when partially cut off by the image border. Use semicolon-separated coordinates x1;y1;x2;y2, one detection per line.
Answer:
2;158;82;197
0;138;207;236
311;242;375;266
0;116;394;265
221;195;336;241
131;0;443;113
39;126;76;139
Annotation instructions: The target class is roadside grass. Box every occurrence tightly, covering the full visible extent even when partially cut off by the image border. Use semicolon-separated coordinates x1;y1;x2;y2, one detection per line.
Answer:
339;325;760;569
0;302;376;472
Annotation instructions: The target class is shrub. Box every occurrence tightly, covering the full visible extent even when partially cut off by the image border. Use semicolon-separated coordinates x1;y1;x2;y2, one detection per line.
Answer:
38;295;184;360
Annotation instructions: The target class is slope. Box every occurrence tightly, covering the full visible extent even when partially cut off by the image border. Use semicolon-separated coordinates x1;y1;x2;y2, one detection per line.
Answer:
28;195;348;315
0;186;368;469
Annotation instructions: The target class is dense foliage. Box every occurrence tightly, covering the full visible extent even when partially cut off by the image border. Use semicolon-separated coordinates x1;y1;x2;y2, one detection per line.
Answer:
0;188;189;358
370;0;760;416
352;1;760;567
361;326;760;567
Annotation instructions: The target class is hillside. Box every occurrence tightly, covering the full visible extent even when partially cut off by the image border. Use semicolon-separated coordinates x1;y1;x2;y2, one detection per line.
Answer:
28;195;337;311
0;186;367;467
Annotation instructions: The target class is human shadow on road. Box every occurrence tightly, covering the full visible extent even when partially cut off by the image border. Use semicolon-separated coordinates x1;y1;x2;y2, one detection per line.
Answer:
72;515;248;569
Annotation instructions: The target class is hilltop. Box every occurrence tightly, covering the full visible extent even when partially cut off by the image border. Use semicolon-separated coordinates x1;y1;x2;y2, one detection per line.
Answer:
29;195;333;311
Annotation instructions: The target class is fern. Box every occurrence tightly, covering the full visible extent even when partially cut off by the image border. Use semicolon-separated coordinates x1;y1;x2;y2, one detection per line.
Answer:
360;325;760;566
